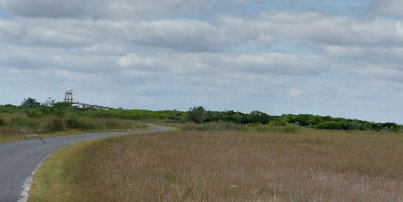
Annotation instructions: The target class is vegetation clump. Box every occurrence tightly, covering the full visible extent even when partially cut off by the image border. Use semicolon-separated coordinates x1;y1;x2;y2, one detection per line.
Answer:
46;117;65;132
0;117;5;126
0;99;401;137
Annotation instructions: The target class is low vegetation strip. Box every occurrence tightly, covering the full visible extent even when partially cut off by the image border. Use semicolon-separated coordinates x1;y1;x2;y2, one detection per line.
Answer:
1;99;401;136
29;128;403;201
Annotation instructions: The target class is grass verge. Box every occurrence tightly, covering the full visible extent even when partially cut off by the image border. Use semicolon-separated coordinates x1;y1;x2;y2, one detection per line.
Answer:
29;128;403;201
0;119;147;144
29;140;101;202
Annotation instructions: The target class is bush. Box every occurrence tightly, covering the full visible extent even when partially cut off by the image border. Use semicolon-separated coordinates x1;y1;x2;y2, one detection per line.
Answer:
51;102;74;117
65;117;95;129
0;104;21;113
0;117;5;126
268;119;288;126
187;106;207;124
65;117;82;129
11;117;39;127
47;118;64;132
26;109;44;118
315;121;346;130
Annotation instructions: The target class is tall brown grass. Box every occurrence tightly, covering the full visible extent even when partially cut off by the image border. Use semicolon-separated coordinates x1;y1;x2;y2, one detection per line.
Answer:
30;129;403;202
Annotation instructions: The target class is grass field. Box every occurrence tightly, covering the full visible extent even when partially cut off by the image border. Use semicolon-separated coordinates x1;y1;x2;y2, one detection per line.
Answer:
29;127;403;201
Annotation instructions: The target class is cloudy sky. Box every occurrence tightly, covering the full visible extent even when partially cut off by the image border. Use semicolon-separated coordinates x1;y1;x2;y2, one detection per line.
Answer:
0;0;403;123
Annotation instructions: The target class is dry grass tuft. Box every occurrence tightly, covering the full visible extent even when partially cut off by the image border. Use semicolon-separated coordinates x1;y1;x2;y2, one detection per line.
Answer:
30;129;403;201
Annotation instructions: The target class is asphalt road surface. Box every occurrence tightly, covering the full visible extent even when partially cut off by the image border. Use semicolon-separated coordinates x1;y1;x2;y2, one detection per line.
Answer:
0;124;170;202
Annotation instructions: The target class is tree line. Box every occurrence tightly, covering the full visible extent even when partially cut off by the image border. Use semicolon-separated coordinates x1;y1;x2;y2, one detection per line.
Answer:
0;99;400;132
186;106;401;132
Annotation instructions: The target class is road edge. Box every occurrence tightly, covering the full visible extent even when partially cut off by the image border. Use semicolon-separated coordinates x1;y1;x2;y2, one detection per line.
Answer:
18;153;51;202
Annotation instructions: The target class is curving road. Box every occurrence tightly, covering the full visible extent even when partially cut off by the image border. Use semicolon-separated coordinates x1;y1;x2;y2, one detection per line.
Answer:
0;124;171;202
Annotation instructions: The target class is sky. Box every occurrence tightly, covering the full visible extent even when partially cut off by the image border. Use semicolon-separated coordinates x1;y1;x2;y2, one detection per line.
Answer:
0;0;403;123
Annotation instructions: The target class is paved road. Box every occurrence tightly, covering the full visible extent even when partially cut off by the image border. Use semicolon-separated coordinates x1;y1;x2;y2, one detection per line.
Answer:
0;125;171;202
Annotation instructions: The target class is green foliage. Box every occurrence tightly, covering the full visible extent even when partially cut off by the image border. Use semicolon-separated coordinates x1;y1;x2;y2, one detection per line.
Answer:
26;108;45;118
11;117;39;127
21;98;41;109
315;121;346;130
248;111;272;124
0;117;5;126
0;104;21;113
187;106;207;124
268;118;288;126
382;122;400;132
1;98;402;133
83;109;186;121
50;102;74;117
65;117;82;129
47;117;65;132
64;116;94;129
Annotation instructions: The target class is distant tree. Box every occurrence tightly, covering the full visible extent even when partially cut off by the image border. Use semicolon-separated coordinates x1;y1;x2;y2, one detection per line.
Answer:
250;110;265;116
21;98;41;109
187;106;207;124
383;122;400;132
249;110;271;124
21;98;43;118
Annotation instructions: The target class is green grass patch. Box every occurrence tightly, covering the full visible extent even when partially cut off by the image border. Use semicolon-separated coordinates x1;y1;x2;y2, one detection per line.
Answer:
29;140;101;202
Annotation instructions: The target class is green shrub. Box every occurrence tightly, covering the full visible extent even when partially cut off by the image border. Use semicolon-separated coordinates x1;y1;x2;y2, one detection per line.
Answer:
51;102;74;117
26;109;44;118
47;118;64;132
268;119;288;126
187;106;207;124
65;117;82;129
11;117;39;127
0;117;5;126
65;117;95;130
315;121;346;130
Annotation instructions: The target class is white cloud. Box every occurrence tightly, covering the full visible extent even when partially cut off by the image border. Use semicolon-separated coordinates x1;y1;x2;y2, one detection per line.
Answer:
220;11;403;47
290;88;303;97
359;65;403;83
1;1;403;123
2;0;109;19
55;69;89;81
0;18;227;51
1;0;217;19
371;0;403;17
116;52;328;77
